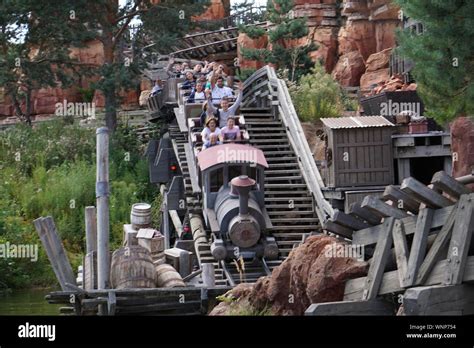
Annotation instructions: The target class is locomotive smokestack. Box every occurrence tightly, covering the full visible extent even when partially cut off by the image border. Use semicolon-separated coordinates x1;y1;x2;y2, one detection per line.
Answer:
231;175;255;216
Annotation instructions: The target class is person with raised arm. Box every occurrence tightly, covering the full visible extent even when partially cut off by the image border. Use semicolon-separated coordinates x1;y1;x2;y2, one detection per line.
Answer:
207;82;243;128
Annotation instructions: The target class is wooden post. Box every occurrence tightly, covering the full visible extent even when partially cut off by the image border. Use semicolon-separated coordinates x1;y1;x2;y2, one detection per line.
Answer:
162;194;170;250
169;210;184;238
96;127;110;290
202;263;215;287
33;217;76;291
85;206;97;254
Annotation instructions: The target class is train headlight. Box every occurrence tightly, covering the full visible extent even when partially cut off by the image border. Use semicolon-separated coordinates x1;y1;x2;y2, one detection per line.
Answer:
228;215;260;248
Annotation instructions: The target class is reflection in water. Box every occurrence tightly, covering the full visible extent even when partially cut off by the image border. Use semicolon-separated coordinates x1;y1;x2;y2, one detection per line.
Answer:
0;289;62;315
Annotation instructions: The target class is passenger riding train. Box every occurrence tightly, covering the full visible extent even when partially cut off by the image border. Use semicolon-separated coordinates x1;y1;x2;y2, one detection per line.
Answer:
146;62;279;262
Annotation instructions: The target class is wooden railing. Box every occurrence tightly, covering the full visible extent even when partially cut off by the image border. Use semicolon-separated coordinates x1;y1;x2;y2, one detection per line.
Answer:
242;66;334;223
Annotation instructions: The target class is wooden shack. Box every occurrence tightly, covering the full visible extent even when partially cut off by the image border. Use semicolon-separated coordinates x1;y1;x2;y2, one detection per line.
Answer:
321;116;395;188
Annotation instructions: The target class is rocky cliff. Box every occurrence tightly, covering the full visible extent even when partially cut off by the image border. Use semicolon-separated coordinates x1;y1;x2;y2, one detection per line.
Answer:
0;1;230;118
238;0;401;90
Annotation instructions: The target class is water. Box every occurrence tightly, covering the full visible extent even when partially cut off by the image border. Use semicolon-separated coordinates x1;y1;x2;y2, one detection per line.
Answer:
0;289;62;315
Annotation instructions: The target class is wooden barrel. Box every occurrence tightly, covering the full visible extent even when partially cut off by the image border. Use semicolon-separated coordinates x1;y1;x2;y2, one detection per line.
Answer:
155;264;185;288
110;246;155;289
130;203;152;229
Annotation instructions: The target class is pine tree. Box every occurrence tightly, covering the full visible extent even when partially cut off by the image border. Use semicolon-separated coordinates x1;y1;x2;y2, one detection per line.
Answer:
79;0;208;131
0;0;93;124
239;0;317;82
395;0;474;123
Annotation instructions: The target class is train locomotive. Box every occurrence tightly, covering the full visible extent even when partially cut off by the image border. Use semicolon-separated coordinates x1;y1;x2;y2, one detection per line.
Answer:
196;143;278;261
148;135;279;262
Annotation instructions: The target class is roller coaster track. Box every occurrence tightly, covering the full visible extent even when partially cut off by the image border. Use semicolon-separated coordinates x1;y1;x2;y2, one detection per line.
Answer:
168;22;268;60
163;66;334;286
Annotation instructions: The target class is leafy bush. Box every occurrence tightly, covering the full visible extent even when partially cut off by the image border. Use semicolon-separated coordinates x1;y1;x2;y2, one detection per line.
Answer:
0;119;159;289
289;63;344;122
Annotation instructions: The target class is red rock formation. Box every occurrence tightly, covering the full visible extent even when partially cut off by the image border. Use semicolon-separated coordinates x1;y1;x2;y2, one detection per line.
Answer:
192;0;230;21
237;0;401;87
331;50;366;87
237;33;269;70
210;235;368;316
450;117;474;179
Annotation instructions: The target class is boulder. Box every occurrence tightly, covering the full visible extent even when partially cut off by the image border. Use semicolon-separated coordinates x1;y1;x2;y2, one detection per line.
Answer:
210;235;369;316
338;19;376;60
360;67;390;91
365;47;392;72
332;50;366;86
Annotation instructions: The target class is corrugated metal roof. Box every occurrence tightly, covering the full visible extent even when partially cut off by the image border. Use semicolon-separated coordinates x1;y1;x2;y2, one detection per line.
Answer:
321;116;395;129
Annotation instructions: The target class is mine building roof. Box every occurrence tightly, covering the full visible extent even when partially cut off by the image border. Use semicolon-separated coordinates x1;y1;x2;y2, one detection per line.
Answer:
321;116;395;129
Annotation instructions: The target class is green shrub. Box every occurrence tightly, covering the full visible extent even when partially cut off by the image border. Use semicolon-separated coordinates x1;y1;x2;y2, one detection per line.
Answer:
0;119;159;289
289;63;344;122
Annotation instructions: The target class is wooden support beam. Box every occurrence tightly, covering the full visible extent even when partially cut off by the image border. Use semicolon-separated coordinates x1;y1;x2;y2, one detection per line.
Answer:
83;251;97;291
33;217;76;291
85;206;97;254
444;194;474;285
348;202;382;226
344;255;474;301
400;177;453;208
383;185;420;214
404;208;433;287
431;171;471;200
416;204;458;284
361;196;408;219
202;263;216;287
169;210;184;238
362;217;395;300
392;220;409;287
331;209;370;231
305;299;395;316
107;291;116;316
353;205;454;247
323;220;353;239
184;143;201;194
403;284;474;315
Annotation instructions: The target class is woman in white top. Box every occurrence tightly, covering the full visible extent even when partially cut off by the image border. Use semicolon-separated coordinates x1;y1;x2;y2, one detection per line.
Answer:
201;116;221;143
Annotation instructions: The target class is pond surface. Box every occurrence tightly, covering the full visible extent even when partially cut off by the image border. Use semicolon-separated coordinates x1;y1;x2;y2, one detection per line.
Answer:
0;289;62;315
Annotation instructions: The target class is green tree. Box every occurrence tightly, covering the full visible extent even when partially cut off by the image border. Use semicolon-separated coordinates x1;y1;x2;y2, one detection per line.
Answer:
395;0;474;123
0;0;93;124
239;0;316;82
80;0;208;131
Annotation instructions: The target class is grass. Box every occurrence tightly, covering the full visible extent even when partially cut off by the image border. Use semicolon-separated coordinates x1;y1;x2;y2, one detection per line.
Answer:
0;119;159;289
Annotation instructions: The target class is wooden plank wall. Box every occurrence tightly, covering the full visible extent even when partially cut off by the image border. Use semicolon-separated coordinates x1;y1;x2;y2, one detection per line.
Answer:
331;127;394;187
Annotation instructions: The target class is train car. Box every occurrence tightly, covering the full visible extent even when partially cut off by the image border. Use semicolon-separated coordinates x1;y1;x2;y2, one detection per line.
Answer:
196;143;278;261
147;65;279;266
